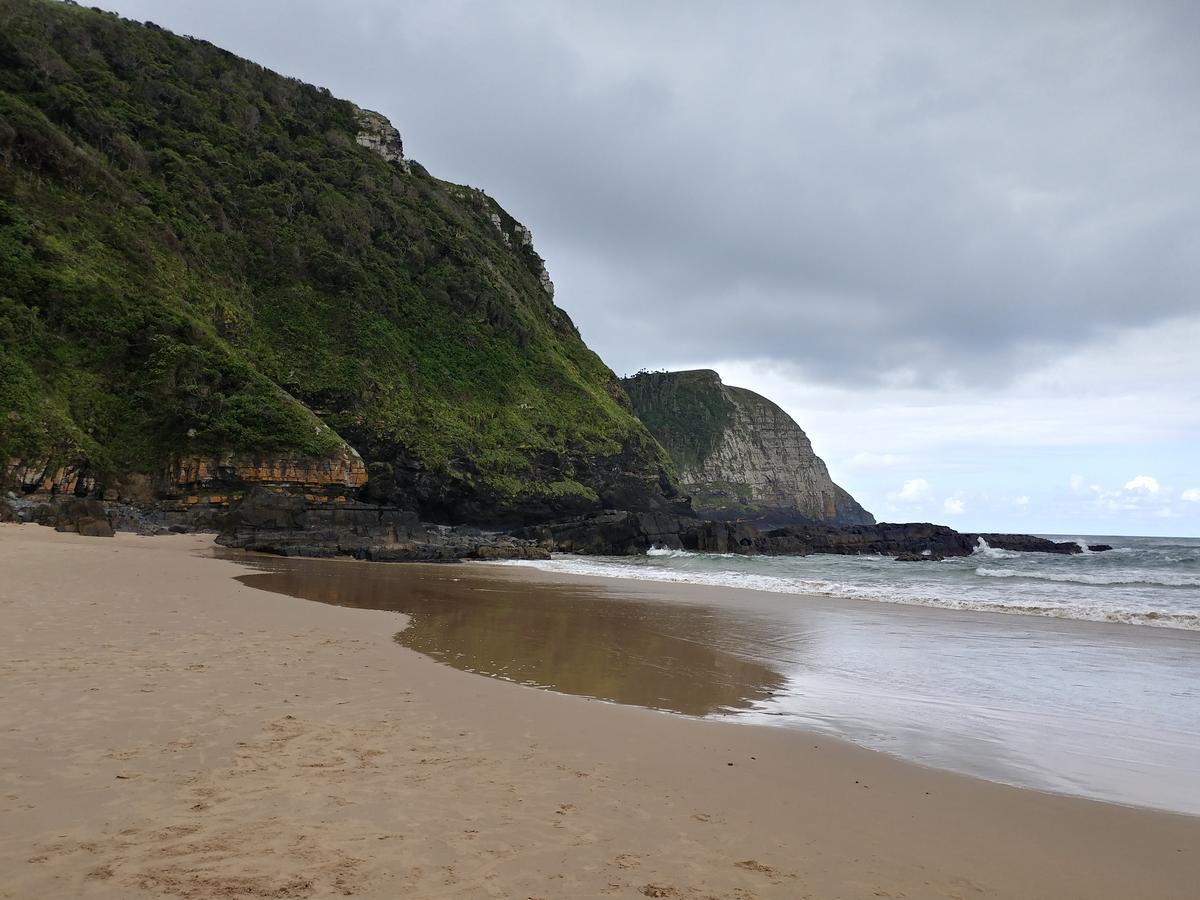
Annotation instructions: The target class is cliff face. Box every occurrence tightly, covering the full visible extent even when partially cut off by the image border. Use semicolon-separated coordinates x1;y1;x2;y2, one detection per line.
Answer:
621;370;874;527
0;0;681;524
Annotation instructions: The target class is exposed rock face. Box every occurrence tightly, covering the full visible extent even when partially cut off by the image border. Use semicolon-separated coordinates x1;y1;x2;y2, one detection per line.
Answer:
167;447;368;501
513;223;554;298
4;459;96;497
621;370;874;527
353;107;411;172
5;446;367;515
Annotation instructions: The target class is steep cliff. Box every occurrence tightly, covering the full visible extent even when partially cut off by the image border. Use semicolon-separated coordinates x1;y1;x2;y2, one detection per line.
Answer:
621;370;874;527
0;0;681;524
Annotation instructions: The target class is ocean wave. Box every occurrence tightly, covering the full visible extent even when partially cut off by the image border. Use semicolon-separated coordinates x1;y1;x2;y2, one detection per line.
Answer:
647;546;699;558
974;566;1200;588
971;538;1020;560
489;557;1200;631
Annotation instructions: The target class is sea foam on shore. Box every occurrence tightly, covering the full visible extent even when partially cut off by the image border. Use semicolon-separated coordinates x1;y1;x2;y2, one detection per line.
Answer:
497;534;1200;630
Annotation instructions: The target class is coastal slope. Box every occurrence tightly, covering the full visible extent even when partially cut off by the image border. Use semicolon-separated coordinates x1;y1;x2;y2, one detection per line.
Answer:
0;0;680;524
622;369;874;527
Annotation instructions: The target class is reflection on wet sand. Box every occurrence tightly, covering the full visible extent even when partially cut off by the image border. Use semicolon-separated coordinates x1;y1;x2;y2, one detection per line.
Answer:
235;557;786;716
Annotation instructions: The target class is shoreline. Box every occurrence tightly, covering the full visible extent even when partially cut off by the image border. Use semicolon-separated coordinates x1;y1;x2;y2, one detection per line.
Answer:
265;553;1200;815
469;555;1200;637
2;525;1197;899
475;552;1200;633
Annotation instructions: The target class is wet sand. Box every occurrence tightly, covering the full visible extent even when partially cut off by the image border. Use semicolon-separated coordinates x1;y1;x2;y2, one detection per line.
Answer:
236;555;788;717
1;526;1197;899
238;555;1200;814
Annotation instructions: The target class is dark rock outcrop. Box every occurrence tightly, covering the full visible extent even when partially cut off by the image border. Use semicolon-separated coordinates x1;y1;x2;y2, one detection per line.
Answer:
41;498;115;537
215;487;549;561
972;533;1092;555
510;511;770;556
515;515;1104;561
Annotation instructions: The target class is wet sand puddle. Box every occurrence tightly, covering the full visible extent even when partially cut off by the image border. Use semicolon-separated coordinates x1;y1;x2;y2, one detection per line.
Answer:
236;557;787;717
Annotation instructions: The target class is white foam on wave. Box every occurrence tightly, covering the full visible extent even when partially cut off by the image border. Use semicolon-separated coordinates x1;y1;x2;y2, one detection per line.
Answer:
489;556;1200;631
971;537;1020;560
975;566;1200;588
646;545;698;558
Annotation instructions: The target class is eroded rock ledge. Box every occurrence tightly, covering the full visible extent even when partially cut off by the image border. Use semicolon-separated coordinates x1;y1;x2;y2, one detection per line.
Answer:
4;488;1109;562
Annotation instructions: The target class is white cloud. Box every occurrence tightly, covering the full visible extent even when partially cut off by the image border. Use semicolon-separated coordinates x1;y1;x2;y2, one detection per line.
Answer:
844;451;908;470
1124;475;1160;494
1182;488;1200;502
714;316;1200;463
897;478;931;501
1014;495;1030;506
943;497;966;515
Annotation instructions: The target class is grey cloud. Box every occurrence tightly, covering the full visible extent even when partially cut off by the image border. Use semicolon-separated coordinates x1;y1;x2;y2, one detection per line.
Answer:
99;0;1200;385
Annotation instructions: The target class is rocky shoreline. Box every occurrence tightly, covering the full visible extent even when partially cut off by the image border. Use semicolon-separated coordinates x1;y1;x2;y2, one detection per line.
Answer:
2;490;1110;561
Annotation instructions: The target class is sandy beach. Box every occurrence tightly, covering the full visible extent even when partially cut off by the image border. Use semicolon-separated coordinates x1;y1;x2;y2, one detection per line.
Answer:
2;525;1197;899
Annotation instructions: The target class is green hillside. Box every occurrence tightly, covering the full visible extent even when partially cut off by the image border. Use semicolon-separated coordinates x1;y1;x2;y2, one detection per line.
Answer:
0;0;680;522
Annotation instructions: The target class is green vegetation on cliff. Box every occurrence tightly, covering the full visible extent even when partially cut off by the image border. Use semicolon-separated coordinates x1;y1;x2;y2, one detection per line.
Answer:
619;370;733;470
0;0;678;520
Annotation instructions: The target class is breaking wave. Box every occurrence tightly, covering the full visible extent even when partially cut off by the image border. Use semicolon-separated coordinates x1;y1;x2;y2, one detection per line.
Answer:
493;534;1200;632
974;566;1200;588
971;537;1020;560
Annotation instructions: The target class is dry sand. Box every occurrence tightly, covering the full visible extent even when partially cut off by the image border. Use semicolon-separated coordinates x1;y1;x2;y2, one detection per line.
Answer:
1;525;1196;899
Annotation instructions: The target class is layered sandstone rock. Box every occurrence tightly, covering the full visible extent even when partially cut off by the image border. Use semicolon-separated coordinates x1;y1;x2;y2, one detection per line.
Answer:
167;446;367;500
4;459;96;497
4;445;367;519
621;370;874;527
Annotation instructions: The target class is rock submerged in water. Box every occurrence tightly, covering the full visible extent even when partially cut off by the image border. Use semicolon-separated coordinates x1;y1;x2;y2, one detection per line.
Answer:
895;551;944;562
513;514;1108;560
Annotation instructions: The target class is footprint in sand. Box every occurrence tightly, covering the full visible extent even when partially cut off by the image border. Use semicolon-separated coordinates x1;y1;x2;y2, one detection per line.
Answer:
735;859;795;882
640;884;678;898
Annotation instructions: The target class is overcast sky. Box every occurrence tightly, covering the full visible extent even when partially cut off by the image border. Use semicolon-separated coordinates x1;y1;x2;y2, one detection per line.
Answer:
96;0;1200;535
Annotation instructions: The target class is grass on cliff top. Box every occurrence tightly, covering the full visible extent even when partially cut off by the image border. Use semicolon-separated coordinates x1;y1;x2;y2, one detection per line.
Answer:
0;0;669;504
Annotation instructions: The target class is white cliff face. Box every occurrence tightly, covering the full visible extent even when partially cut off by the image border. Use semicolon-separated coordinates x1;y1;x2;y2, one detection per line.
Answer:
622;370;874;526
353;108;411;173
514;224;554;298
679;385;842;521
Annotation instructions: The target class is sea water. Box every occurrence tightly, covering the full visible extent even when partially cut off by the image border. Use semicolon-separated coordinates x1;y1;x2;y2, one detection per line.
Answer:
505;535;1200;630
495;536;1200;814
